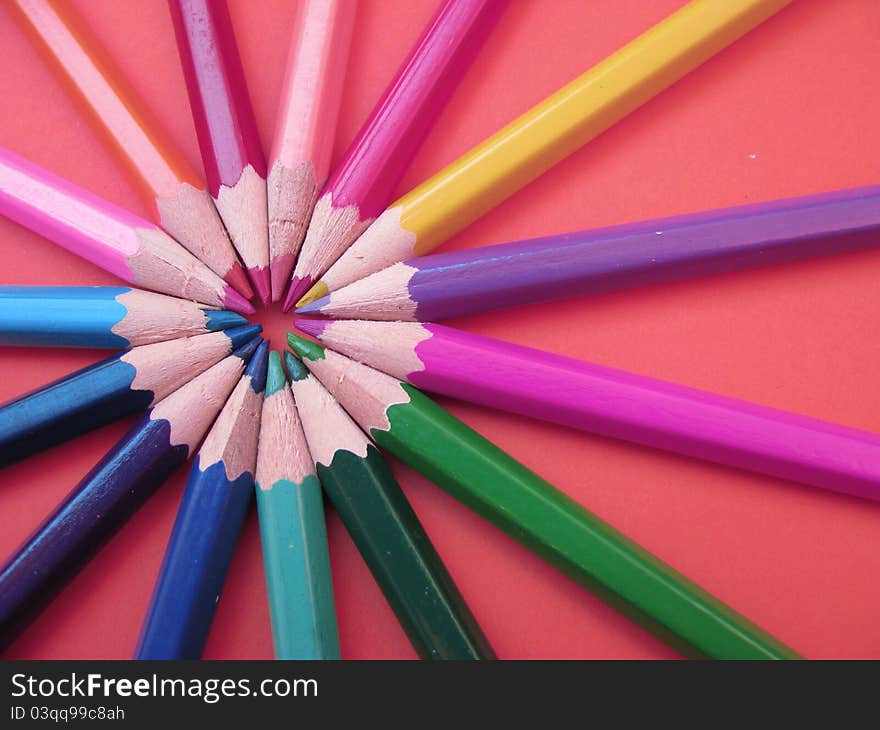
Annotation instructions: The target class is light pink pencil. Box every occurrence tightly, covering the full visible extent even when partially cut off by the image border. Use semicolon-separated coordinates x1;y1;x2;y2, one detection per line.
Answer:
0;146;254;314
283;0;508;310
266;0;356;303
297;318;880;503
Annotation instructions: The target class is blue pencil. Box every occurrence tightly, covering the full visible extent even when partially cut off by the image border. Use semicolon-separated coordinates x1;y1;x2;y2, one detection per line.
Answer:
0;323;260;467
0;286;247;348
0;338;260;651
135;341;270;659
254;351;340;659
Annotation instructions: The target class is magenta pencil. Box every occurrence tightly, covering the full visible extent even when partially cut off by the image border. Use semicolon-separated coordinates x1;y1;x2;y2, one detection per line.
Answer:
0;146;253;314
297;318;880;503
284;0;508;310
168;0;271;305
266;0;356;302
298;184;880;322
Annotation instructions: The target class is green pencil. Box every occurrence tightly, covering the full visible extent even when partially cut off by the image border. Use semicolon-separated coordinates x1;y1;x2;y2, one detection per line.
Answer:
287;333;800;660
284;351;494;660
255;351;340;659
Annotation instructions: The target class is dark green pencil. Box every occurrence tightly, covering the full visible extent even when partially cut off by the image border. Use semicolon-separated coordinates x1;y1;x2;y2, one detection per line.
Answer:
283;351;494;660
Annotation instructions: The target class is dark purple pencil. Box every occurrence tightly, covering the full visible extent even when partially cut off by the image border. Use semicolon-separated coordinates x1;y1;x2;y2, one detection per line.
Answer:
0;338;260;652
297;184;880;321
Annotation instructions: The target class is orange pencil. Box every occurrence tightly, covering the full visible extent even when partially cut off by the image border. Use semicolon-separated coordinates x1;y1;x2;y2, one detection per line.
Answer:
8;0;253;300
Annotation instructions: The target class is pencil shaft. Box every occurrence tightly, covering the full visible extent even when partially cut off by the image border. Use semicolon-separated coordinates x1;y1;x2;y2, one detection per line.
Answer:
168;0;265;194
255;475;339;660
0;324;259;466
135;457;254;659
317;446;495;660
0;416;187;650
267;0;355;300
287;0;506;308
310;185;880;321
136;343;267;659
0;286;245;348
289;363;493;659
10;0;198;204
9;0;249;294
168;0;270;302
286;339;798;659
0;147;253;313
0;345;254;651
378;385;798;659
307;0;791;299
304;319;880;503
269;0;355;182
256;354;339;659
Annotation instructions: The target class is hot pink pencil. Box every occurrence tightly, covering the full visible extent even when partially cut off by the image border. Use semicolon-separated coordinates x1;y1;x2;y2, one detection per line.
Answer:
284;0;508;310
297;318;880;503
168;0;271;305
0;146;253;314
266;0;356;303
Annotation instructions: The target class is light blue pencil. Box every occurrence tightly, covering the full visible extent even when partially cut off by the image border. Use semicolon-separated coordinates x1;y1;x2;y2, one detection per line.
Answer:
254;351;340;659
0;286;247;348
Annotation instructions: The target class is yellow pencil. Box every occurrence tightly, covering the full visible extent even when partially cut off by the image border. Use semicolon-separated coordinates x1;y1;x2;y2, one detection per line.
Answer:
297;0;791;307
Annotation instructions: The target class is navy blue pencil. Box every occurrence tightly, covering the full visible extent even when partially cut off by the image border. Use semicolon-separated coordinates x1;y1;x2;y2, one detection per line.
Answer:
0;286;248;348
0;337;261;652
136;340;270;659
0;323;260;466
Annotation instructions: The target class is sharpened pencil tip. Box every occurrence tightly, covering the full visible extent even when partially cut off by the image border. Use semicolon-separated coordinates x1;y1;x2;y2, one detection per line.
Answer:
204;309;249;331
265;351;287;397
294;295;329;315
224;286;256;315
225;261;255;299
286;333;325;362
245;340;270;392
282;275;313;312
248;266;271;307
292;318;325;338
226;324;263;349
283;350;310;381
232;336;262;363
296;281;328;309
270;255;295;303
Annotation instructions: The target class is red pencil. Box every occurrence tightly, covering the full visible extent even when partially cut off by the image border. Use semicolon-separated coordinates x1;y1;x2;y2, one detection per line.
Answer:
168;0;271;305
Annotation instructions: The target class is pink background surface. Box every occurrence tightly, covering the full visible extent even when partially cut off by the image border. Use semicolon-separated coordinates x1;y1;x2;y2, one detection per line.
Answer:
1;0;879;659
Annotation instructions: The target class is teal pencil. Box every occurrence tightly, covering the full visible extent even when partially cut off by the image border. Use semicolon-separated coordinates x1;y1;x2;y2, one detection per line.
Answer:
254;351;340;659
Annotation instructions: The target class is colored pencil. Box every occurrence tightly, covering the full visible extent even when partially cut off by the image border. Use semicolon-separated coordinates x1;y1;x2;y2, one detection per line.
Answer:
136;340;269;659
285;350;494;660
0;324;260;467
286;334;799;659
299;184;880;321
297;0;792;306
267;0;356;302
284;0;508;309
254;351;340;660
168;0;271;305
0;338;259;651
0;147;254;314
9;0;252;299
0;286;248;349
298;319;880;503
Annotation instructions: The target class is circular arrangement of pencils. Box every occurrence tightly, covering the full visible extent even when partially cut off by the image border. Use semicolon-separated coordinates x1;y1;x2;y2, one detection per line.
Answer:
0;0;877;659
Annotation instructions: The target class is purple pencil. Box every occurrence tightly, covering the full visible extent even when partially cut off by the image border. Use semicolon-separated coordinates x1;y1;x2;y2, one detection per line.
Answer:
297;184;880;321
295;318;880;503
284;0;508;309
